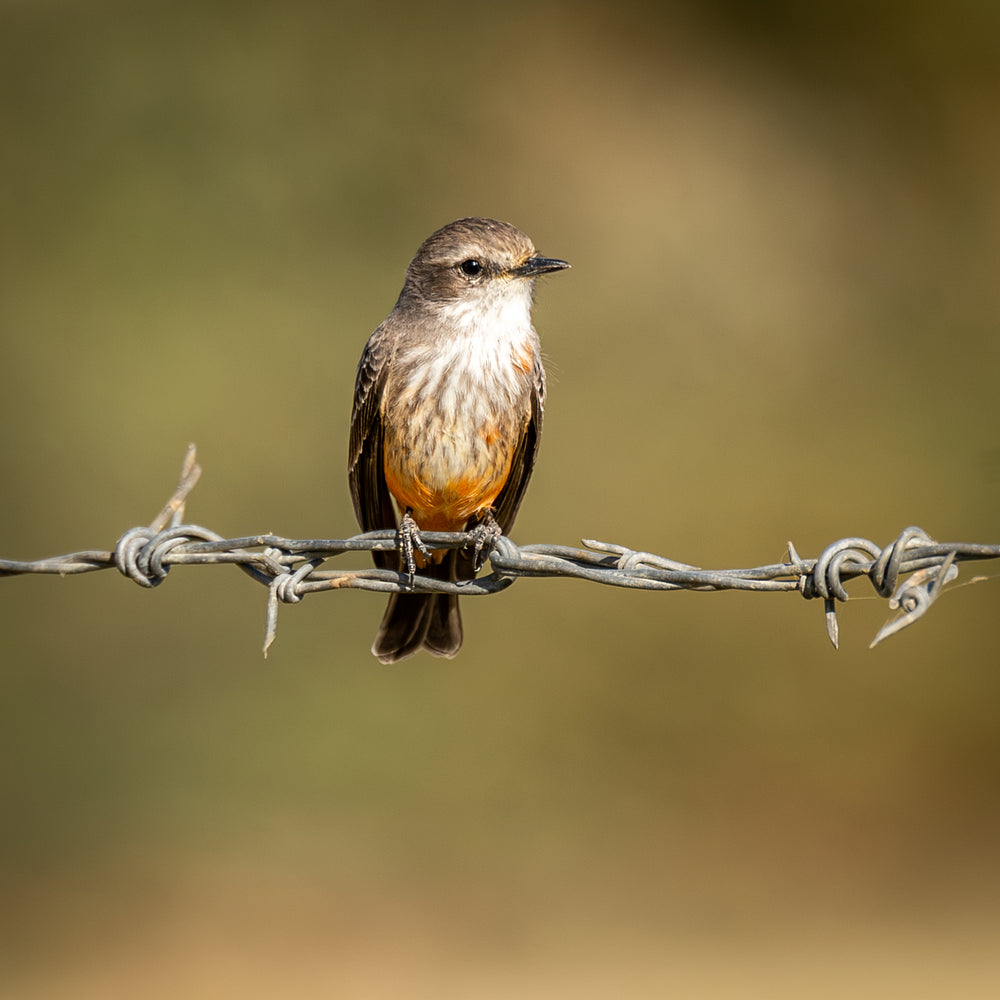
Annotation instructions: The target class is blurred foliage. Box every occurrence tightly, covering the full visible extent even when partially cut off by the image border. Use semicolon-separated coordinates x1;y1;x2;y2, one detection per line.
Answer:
2;0;999;995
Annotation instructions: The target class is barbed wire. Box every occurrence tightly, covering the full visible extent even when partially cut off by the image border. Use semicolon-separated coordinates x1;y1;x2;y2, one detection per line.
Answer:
2;445;997;655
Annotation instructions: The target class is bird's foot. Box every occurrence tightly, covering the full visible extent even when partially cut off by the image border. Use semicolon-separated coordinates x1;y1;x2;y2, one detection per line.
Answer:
399;509;431;586
468;510;503;572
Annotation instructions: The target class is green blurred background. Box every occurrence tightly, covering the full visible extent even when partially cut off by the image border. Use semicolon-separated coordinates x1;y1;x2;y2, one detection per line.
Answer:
2;0;999;995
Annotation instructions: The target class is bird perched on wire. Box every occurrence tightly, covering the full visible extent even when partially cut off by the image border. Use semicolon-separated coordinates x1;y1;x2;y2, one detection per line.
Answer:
348;217;569;663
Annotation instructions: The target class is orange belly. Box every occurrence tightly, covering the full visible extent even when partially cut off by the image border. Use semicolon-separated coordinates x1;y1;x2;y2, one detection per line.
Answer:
383;412;518;533
380;333;535;539
383;451;512;532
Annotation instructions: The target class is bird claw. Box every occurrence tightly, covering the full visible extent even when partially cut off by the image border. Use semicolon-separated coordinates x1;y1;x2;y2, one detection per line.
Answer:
399;509;431;585
468;512;502;572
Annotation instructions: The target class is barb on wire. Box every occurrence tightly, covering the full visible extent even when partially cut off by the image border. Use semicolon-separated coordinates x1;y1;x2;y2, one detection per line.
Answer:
2;446;997;654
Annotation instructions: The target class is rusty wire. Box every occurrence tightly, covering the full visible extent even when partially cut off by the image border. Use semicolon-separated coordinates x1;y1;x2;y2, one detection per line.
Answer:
2;445;997;654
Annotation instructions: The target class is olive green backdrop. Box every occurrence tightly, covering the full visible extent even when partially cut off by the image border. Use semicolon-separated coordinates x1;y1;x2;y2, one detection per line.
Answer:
2;1;999;996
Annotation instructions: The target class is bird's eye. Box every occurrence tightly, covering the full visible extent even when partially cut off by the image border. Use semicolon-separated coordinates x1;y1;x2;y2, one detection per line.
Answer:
459;258;483;277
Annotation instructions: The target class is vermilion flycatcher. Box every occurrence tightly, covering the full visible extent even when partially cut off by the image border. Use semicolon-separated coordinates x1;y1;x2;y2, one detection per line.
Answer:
349;218;569;663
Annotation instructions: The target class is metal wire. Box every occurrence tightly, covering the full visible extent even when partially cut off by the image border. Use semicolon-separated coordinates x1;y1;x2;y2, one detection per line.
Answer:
2;445;997;654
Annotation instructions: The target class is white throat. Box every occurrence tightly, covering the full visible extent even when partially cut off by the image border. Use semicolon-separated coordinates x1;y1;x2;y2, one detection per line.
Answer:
397;278;539;420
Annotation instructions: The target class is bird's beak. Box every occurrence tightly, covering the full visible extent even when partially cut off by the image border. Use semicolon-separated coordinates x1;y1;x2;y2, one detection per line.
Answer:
512;255;571;278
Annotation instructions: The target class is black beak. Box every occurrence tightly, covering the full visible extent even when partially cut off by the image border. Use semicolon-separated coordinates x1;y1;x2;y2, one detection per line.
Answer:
512;255;571;278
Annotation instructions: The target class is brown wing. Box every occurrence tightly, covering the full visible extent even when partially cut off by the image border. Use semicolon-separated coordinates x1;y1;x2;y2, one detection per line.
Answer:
348;323;398;570
486;357;546;535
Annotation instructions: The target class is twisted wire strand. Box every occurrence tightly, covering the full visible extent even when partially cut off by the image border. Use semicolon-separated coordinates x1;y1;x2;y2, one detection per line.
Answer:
2;446;997;653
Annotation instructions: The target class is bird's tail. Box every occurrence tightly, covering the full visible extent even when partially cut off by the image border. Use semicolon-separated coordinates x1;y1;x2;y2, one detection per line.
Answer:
371;550;463;664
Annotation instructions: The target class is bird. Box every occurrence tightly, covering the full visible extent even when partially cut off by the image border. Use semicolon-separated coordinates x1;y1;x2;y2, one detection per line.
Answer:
348;217;569;663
